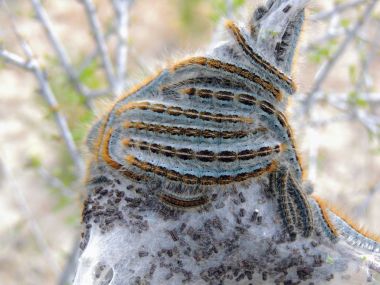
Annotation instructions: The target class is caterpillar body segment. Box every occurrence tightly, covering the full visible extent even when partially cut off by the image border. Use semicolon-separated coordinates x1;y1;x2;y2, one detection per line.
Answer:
159;193;209;209
286;172;313;237
225;20;296;95
123;138;282;163
250;0;306;73
170;57;283;102
309;196;380;253
126;154;278;186
270;165;313;240
327;210;380;253
309;197;338;242
272;165;297;241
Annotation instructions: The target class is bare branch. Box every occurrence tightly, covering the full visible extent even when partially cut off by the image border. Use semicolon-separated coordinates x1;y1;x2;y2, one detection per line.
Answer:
0;48;33;70
30;0;94;99
85;87;111;98
112;0;131;95
58;237;80;285
82;0;116;95
303;0;378;115
31;63;86;176
354;21;380;92
225;0;233;18
310;0;368;22
77;26;114;74
37;166;74;198
1;0;85;177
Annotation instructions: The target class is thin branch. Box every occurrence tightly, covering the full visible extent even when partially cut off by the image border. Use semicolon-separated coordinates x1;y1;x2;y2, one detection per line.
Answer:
310;0;369;22
85;87;111;98
225;0;233;18
112;0;131;96
30;0;92;100
37;166;74;198
303;0;378;115
1;0;85;177
0;48;33;70
57;237;80;285
31;63;86;176
301;28;345;52
77;26;114;75
354;21;380;92
82;0;116;95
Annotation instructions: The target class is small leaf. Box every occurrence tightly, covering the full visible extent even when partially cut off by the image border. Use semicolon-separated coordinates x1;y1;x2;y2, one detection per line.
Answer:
348;91;369;108
348;64;357;84
233;0;246;9
26;155;42;168
340;18;351;29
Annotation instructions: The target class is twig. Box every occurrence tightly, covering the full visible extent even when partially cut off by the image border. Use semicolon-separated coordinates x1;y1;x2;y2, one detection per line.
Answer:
225;0;233;18
82;0;116;95
301;28;345;52
85;87;111;98
310;0;369;22
354;20;380;92
77;26;114;75
37;166;74;198
0;0;85;177
57;237;80;285
112;0;131;96
0;49;33;70
303;0;378;115
30;0;93;102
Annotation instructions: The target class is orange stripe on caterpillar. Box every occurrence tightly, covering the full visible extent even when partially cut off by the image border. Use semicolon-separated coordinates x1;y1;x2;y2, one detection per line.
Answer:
101;129;145;181
117;70;163;102
116;101;253;124
126;155;277;185
225;20;296;93
314;196;380;243
124;121;256;139
160;194;208;208
171;56;282;101
123;139;283;162
312;195;339;238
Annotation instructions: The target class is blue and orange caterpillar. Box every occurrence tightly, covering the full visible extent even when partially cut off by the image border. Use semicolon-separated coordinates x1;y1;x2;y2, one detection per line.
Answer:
84;1;380;253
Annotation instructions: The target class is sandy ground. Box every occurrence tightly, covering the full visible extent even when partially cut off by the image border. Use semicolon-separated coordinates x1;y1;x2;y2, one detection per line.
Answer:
0;1;379;284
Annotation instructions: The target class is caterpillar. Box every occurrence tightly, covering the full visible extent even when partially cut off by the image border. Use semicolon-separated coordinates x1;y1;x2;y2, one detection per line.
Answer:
311;195;380;252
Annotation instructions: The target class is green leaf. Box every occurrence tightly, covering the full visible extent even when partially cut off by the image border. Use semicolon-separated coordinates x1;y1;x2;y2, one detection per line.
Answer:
233;0;246;9
348;91;369;108
79;59;104;89
348;64;357;84
340;18;351;29
26;155;42;168
308;39;338;64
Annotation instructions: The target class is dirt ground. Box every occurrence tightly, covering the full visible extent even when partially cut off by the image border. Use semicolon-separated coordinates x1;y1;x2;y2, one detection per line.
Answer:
0;1;379;284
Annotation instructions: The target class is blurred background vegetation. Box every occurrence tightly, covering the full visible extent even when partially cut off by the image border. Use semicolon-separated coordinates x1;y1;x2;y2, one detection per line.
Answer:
0;0;380;284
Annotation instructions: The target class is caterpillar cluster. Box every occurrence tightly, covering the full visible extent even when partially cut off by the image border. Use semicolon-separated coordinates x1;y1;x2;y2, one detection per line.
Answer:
85;8;380;253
